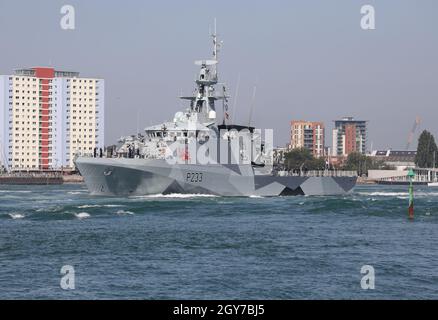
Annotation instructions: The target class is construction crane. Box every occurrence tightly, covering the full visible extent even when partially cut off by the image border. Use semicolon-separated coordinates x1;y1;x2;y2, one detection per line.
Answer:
406;116;421;150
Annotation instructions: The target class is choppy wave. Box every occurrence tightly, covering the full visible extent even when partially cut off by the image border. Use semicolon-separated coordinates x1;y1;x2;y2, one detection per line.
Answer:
358;192;408;197
358;191;438;197
77;204;124;209
0;190;32;193
2;185;438;223
116;210;134;215
35;206;64;213
130;193;219;199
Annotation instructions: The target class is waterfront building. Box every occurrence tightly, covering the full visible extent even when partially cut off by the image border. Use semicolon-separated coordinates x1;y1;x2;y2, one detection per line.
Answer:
368;167;438;185
332;117;367;156
370;149;416;170
289;120;325;158
0;67;104;171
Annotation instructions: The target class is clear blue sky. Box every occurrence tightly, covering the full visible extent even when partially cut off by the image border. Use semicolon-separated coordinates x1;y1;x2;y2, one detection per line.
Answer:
1;0;437;149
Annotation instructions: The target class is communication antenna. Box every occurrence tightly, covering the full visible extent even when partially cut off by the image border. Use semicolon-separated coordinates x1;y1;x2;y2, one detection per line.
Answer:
212;18;218;60
248;85;257;127
231;73;241;122
136;108;140;135
211;18;223;80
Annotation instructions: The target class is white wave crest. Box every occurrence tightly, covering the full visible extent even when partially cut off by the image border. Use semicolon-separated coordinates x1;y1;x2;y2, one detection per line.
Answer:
74;212;90;219
68;192;85;195
77;204;124;209
359;192;409;197
35;206;62;212
9;213;25;219
131;193;218;199
116;210;134;215
77;204;100;209
359;191;438;197
0;190;32;193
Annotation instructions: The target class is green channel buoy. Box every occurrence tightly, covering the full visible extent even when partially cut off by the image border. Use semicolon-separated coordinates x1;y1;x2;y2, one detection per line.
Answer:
407;169;415;220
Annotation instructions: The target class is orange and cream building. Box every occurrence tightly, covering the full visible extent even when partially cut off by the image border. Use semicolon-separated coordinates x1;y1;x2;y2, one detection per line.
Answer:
0;67;104;171
289;120;325;158
332;117;367;156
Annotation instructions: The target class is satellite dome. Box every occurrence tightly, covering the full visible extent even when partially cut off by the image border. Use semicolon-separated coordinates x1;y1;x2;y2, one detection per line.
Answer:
173;111;185;123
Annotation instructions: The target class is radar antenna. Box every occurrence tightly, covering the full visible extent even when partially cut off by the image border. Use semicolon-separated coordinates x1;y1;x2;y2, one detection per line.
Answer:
211;18;222;79
248;85;257;127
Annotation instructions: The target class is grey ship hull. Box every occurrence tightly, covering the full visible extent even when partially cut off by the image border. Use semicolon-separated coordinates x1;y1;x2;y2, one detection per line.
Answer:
75;157;357;196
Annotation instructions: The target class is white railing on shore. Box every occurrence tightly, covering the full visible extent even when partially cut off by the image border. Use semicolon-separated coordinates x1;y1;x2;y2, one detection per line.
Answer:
0;172;62;178
277;170;357;177
380;176;437;183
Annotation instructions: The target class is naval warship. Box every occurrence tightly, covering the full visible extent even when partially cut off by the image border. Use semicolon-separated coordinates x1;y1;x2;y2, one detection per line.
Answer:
75;30;357;196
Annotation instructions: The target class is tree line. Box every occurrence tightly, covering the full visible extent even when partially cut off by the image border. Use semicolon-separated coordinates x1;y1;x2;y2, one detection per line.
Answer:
283;130;438;176
283;148;390;176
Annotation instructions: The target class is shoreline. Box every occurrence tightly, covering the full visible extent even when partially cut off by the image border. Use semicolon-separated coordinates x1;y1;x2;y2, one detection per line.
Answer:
0;174;84;185
357;176;377;185
62;174;84;184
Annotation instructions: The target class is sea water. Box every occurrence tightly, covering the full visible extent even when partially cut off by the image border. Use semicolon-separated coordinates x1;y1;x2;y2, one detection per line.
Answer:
0;184;437;299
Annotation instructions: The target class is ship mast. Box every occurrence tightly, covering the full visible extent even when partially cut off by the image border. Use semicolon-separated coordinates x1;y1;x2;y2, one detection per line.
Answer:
212;18;219;79
211;20;229;125
180;20;227;124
